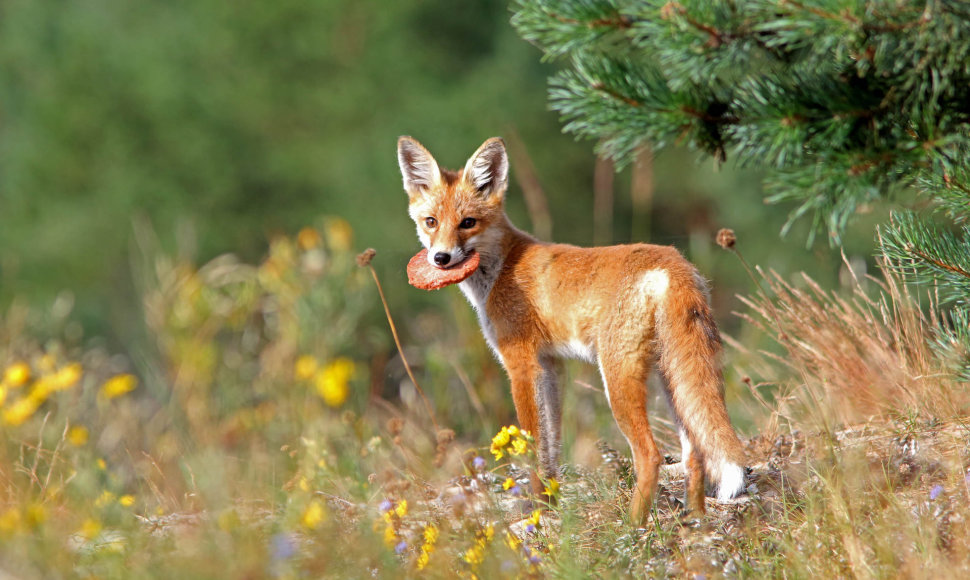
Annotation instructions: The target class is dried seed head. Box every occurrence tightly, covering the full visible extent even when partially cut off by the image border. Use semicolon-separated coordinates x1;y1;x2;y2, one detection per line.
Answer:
436;428;455;445
716;228;737;250
356;248;377;267
387;417;405;436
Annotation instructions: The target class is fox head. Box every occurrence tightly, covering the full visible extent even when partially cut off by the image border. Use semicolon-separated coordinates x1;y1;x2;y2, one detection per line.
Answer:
397;136;508;268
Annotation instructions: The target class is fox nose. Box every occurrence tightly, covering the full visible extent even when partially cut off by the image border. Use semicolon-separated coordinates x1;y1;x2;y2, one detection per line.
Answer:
433;252;451;266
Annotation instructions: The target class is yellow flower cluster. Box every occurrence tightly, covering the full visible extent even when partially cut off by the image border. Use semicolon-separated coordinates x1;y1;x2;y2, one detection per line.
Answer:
490;425;531;461
0;503;46;535
415;523;438;570
0;360;84;426
378;498;407;550
293;355;356;408
461;524;494;567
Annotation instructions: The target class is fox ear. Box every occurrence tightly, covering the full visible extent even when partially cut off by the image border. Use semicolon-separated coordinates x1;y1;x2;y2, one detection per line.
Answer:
398;136;441;197
463;137;508;199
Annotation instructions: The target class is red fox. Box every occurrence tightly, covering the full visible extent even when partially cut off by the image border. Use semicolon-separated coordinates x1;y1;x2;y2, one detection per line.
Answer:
397;136;746;522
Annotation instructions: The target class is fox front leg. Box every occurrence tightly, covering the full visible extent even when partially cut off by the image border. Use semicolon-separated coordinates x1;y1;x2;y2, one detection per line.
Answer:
499;346;560;503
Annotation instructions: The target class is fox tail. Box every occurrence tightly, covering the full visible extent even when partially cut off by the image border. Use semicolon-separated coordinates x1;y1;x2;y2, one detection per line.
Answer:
656;273;746;500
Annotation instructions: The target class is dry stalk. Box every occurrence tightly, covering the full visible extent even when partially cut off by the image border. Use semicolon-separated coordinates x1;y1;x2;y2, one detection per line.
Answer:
357;249;440;433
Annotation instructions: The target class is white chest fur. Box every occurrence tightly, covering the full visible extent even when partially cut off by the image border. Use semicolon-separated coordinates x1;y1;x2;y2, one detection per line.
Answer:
458;256;502;361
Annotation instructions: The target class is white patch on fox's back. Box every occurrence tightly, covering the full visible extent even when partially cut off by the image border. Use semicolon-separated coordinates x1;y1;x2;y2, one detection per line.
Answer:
638;269;669;298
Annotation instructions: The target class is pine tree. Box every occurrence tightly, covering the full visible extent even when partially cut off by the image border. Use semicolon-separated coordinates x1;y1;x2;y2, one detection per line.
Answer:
511;0;970;379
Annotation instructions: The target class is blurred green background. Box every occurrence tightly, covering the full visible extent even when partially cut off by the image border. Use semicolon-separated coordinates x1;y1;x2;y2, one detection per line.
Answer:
0;0;885;349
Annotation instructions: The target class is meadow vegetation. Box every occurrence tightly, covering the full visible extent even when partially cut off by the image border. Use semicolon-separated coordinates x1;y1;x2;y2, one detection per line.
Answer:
0;217;967;578
2;1;969;577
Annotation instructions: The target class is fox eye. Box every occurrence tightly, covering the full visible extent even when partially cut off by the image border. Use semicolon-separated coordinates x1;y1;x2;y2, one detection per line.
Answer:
459;217;477;229
425;217;437;228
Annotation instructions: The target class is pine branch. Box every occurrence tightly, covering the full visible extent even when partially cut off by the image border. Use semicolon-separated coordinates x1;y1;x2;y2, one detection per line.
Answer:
514;0;970;242
879;211;970;305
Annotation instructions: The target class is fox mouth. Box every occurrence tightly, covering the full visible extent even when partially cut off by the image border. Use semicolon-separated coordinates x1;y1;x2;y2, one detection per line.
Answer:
434;250;478;270
407;249;481;291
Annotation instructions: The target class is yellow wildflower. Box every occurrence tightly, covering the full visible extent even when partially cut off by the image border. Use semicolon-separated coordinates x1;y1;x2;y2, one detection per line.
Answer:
510;437;528;456
527;509;542;531
27;380;52;403
24;503;46;527
325;218;354;252
2;362;31;387
119;495;135;507
505;530;521;550
294;355;319;381
49;363;82;391
383;523;397;547
394;499;408;518
78;518;102;540
544;477;560;499
503;477;517;491
100;374;137;399
492;428;511;448
3;396;41;426
297;227;322;251
97;458;107;470
423;524;439;544
314;358;354;408
416;524;438;570
0;508;21;534
67;426;89;446
301;499;326;530
0;386;6;407
462;543;485;565
507;425;519;437
95;490;116;508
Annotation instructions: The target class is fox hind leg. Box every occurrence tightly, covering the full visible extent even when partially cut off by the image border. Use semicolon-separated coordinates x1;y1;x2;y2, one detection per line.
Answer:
599;355;663;526
678;424;707;515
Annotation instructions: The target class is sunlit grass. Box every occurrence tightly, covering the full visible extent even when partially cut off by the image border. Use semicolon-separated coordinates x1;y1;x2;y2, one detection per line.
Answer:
0;218;967;577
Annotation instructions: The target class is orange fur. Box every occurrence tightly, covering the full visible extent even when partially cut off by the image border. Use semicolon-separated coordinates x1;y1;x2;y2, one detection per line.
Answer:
398;136;747;523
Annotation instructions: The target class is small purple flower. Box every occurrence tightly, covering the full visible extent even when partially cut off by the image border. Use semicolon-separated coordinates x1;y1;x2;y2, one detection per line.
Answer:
528;553;540;565
270;533;297;561
930;484;944;500
473;456;486;470
510;485;522;496
525;524;536;534
379;499;393;513
693;574;707;580
395;541;408;554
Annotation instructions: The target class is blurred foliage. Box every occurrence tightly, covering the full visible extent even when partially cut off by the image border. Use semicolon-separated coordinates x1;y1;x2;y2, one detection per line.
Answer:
1;0;877;347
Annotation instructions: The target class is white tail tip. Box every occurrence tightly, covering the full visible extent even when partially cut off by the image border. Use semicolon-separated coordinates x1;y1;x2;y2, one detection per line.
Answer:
716;462;746;501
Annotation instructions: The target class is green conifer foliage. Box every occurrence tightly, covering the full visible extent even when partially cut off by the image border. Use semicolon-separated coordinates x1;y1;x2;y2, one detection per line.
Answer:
512;0;970;378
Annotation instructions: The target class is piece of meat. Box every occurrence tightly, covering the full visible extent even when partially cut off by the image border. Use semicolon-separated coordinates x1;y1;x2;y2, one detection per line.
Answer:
407;249;480;290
